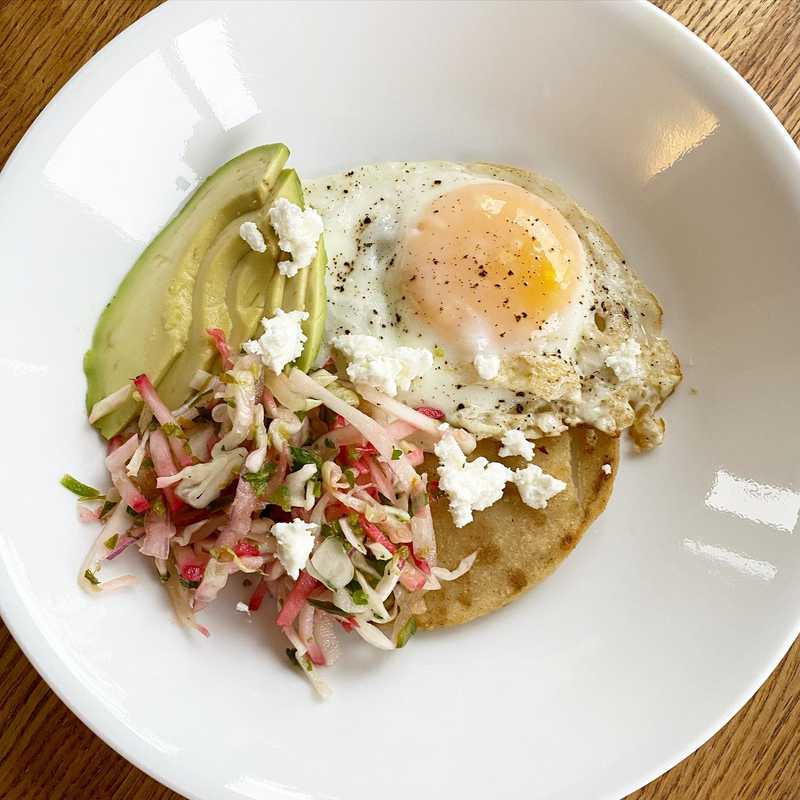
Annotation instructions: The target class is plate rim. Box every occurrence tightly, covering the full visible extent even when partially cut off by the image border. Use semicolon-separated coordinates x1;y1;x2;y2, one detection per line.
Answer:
1;2;799;799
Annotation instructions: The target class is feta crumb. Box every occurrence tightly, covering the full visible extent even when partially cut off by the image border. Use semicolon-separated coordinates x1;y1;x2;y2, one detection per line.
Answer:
601;463;612;475
604;339;643;382
512;464;566;510
480;196;507;215
434;431;512;527
332;333;432;396
498;429;535;460
235;601;251;615
243;309;309;374
273;519;319;580
474;350;501;380
239;221;266;253
534;411;567;436
268;198;324;278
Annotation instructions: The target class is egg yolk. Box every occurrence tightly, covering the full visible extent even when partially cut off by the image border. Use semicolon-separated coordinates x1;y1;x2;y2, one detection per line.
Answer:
396;182;585;354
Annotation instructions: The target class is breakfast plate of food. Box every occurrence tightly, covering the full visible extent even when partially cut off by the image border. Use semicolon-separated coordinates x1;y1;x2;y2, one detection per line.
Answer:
1;2;799;799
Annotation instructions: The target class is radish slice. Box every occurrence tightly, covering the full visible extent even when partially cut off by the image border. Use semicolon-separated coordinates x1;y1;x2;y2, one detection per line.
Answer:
288;368;417;490
207;327;233;370
313;610;341;665
275;570;321;627
133;374;192;467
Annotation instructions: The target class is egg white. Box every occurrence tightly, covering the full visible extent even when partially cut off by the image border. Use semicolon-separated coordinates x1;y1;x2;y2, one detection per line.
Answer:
305;162;680;447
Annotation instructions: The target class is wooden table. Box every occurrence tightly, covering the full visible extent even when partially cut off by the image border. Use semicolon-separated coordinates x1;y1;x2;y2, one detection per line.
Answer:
1;1;799;798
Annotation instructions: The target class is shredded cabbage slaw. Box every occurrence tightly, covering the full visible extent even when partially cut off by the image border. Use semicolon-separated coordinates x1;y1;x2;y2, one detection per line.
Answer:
64;329;477;697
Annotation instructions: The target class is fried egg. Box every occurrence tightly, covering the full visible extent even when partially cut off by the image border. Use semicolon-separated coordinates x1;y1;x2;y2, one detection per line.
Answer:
305;162;680;447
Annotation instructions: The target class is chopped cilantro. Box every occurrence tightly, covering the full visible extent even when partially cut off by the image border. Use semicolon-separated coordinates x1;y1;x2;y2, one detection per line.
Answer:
60;474;102;499
243;462;276;495
125;506;143;519
179;577;201;589
289;446;321;473
84;569;100;586
396;617;417;648
160;422;185;438
391;448;402;460
307;598;352;617
322;520;343;539
344;469;356;488
100;500;116;518
351;588;368;605
269;485;291;512
104;533;119;550
151;496;165;516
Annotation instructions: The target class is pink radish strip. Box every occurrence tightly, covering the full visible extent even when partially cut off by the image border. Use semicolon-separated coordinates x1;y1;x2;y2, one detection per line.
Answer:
298;604;326;666
316;419;417;449
262;387;279;417
149;429;185;514
248;577;269;611
140;508;176;559
359;516;397;554
105;434;150;513
288;369;416;489
216;478;256;549
206;327;234;370
133;375;192;467
366;456;396;503
399;561;427;591
275;570;320;627
405;446;424;466
105;433;139;473
313;610;341;665
173;544;209;583
106;535;136;561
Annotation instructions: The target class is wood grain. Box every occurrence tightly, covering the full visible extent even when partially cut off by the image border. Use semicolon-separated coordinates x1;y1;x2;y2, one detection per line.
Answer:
0;1;798;798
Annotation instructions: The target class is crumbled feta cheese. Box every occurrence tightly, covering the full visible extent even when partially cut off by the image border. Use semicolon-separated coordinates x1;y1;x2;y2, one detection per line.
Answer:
235;601;251;615
268;198;324;278
512;464;566;510
239;221;266;253
332;333;432;396
473;346;501;380
434;431;512;527
601;463;612;475
604;339;643;382
273;519;319;580
480;196;507;215
243;309;309;374
534;411;567;436
498;429;535;460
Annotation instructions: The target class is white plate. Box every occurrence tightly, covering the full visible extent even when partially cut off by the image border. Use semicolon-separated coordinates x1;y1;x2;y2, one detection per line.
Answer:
1;2;799;798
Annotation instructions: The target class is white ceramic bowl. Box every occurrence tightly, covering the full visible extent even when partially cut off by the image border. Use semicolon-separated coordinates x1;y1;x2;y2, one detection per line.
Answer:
1;2;799;798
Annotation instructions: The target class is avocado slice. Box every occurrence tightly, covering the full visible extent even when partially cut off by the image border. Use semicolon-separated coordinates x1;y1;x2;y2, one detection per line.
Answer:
156;168;327;410
256;170;327;372
228;169;327;372
85;143;290;438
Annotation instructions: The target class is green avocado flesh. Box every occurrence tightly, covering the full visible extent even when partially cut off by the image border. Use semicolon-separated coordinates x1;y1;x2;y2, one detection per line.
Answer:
85;144;289;437
84;146;327;437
